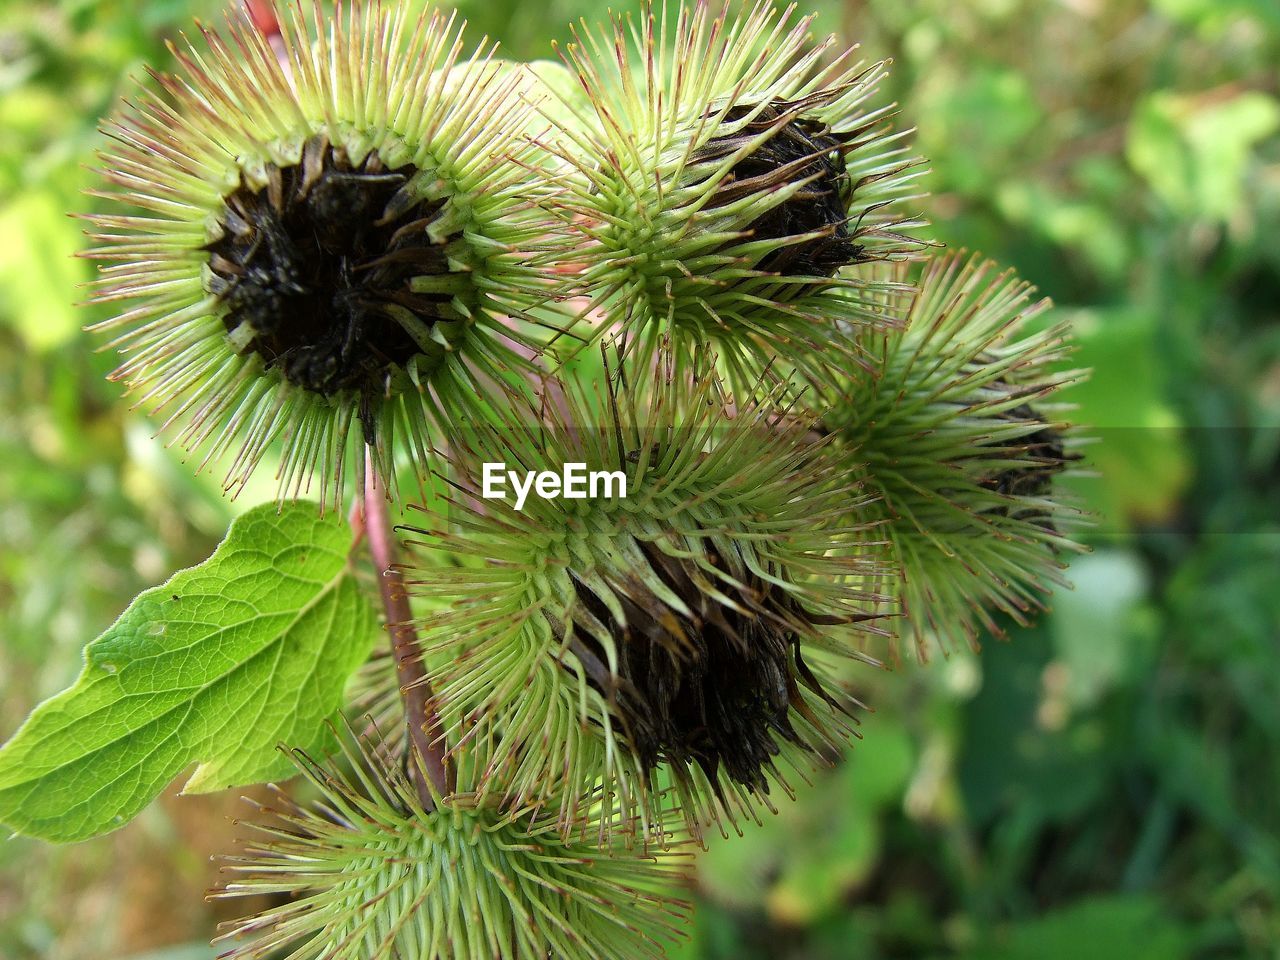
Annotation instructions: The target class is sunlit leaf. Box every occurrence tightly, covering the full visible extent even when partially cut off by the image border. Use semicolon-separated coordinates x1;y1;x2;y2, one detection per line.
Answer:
0;501;377;842
1056;307;1192;528
1128;90;1280;220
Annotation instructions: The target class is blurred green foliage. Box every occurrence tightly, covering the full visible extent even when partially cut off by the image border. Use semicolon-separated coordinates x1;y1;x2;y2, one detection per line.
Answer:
0;1;1277;958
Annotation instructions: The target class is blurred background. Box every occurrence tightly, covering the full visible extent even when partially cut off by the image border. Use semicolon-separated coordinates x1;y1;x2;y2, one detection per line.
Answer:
1;0;1277;957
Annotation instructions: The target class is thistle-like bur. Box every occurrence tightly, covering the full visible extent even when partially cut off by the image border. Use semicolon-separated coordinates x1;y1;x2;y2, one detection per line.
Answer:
214;730;687;960
405;361;889;839
546;1;925;390
85;2;560;505
818;253;1087;660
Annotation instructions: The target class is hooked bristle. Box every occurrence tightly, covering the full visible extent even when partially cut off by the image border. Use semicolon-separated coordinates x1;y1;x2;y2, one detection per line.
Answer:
213;723;690;960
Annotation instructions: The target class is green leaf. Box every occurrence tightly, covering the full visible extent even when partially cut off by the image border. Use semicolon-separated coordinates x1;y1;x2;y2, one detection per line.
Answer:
1051;551;1156;708
970;895;1193;960
1055;306;1191;529
0;501;377;842
1127;90;1280;221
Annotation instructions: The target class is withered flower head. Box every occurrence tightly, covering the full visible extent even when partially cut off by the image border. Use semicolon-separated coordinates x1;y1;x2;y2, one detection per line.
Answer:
565;539;841;795
977;400;1079;527
206;134;469;427
404;358;889;840
694;100;862;277
85;2;559;504
817;252;1088;660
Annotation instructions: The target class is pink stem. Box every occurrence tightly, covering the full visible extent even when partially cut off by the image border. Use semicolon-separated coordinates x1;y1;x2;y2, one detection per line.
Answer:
363;456;453;808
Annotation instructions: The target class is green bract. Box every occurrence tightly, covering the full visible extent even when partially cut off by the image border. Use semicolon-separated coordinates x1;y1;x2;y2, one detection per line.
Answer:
86;3;562;506
215;728;688;960
545;1;924;391
818;252;1088;660
405;357;889;840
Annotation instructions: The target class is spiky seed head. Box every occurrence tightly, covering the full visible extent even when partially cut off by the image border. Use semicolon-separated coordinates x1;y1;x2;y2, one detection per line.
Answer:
84;1;561;506
818;252;1088;661
545;1;925;391
403;356;890;841
213;728;689;960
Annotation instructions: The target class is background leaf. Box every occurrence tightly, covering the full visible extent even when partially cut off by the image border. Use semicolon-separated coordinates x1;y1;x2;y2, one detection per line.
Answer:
971;896;1194;960
0;501;376;842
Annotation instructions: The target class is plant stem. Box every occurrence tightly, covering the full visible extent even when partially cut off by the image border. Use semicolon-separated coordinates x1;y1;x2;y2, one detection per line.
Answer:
362;455;453;808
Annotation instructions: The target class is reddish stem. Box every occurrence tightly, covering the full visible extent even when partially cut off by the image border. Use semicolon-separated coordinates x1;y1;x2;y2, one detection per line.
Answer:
362;456;453;808
242;0;281;38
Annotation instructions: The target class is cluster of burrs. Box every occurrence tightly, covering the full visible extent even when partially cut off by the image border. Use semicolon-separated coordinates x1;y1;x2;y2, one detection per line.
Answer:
85;2;1085;957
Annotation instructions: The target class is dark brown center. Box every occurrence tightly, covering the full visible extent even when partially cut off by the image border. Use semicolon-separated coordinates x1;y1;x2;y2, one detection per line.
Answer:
979;402;1077;530
206;135;464;439
698;101;863;277
560;540;836;795
981;403;1071;499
